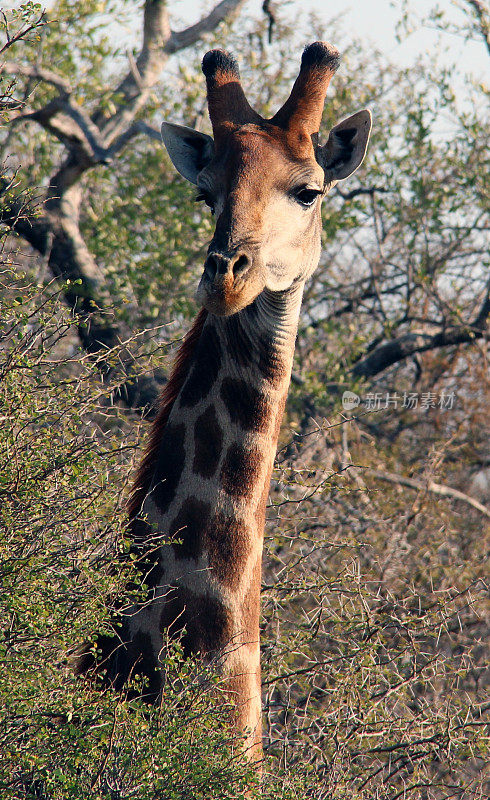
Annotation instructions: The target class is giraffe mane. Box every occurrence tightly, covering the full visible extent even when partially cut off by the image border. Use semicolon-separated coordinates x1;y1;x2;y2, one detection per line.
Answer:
127;308;208;520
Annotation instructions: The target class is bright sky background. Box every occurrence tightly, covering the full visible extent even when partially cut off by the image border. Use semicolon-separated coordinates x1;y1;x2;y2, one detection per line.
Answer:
27;0;488;81
171;0;488;80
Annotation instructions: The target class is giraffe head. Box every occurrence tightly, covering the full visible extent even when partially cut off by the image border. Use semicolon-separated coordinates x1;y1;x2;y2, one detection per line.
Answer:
161;43;371;317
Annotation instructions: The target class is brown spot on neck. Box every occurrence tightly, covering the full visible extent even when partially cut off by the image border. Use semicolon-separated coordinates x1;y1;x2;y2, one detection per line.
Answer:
159;588;232;657
152;422;186;512
222;313;254;369
193;404;223;478
170;497;211;561
258;333;288;388
220;442;262;499
204;513;251;590
180;324;222;408
220;377;271;433
170;501;251;590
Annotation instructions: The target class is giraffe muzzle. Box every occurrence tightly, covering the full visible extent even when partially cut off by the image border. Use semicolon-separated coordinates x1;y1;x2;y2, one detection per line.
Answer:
197;250;265;316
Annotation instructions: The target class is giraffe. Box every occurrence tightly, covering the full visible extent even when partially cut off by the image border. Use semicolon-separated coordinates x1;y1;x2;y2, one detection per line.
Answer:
81;42;371;764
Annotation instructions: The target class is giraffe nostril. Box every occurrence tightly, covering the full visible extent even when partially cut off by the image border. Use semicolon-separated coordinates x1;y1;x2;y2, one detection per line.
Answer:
232;253;250;277
204;254;219;281
204;252;250;283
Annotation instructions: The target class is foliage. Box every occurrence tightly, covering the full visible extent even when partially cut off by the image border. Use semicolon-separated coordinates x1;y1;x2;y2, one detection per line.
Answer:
0;268;264;799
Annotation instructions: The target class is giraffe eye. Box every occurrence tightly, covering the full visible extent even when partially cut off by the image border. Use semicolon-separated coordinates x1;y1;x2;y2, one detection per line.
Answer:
195;192;215;215
294;187;322;207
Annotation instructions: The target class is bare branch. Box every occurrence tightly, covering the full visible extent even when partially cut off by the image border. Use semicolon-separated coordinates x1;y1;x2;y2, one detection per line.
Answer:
93;0;172;140
305;282;407;328
335;185;390;201
262;1;277;45
369;469;490;518
105;120;161;159
97;0;246;143
352;325;487;377
352;280;490;377
15;97;108;162
165;0;247;53
0;60;72;94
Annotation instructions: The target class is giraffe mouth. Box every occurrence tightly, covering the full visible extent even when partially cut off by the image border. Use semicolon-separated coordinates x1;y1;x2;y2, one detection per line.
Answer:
196;270;265;317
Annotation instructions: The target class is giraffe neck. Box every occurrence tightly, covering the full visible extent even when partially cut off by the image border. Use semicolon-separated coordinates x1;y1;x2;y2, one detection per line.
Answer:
130;282;304;756
143;282;304;556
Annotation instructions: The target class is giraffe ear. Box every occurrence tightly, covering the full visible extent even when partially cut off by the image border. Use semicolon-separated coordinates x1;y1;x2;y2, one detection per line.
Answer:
317;110;372;182
161;122;214;185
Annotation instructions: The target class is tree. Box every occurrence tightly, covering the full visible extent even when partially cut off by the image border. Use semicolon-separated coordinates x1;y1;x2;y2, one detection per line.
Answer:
1;0;246;412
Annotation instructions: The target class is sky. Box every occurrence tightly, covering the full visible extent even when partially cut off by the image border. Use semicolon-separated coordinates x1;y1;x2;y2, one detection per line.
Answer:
26;0;488;82
171;0;488;80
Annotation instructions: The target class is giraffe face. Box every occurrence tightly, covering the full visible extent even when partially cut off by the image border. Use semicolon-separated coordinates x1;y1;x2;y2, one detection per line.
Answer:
161;43;372;317
192;123;326;316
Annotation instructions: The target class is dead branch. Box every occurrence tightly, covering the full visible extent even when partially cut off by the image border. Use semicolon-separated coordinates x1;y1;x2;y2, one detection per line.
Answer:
369;469;490;518
262;1;277;44
335;185;389;201
105;120;162;159
14;98;108;162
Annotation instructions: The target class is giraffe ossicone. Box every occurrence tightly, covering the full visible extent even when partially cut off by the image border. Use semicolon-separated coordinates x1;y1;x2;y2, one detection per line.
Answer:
80;41;372;766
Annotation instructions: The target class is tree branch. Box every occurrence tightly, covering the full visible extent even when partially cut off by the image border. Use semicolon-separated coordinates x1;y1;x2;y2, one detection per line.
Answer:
0;180;163;415
105;120;162;159
1;0;249;413
97;0;247;143
352;280;490;377
335;185;389;201
0;11;48;56
0;60;72;94
14;98;108;163
262;1;277;45
369;469;490;518
305;281;407;329
165;0;247;53
93;0;172;140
